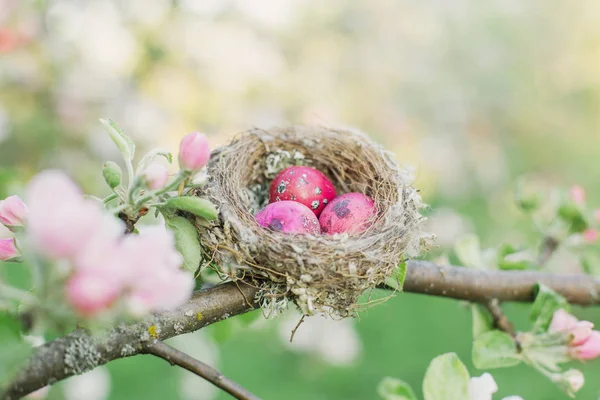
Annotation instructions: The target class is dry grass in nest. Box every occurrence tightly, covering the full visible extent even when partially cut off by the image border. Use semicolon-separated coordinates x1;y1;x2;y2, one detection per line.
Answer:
194;126;431;318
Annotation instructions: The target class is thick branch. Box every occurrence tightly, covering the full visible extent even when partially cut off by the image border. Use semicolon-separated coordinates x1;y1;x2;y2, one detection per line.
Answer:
6;261;600;399
3;282;259;400
144;341;261;400
403;260;600;305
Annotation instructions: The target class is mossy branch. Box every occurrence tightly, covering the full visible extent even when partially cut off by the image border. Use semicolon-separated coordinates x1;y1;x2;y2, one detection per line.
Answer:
4;261;600;399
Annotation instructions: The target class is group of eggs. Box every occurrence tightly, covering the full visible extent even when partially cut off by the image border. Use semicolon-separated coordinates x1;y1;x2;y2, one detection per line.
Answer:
255;166;376;236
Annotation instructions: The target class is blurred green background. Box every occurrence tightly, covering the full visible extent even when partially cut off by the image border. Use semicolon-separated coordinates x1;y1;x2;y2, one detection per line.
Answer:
2;0;600;399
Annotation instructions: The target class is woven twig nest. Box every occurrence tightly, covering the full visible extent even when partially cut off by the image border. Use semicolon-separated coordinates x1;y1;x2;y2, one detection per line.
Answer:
196;126;430;318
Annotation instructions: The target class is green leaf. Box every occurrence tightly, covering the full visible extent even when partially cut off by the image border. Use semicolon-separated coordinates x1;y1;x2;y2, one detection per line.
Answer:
384;262;407;291
498;249;536;271
472;330;521;369
557;204;588;233
530;283;570;333
99;119;136;161
164;215;202;273
377;377;417;400
471;304;493;339
0;313;33;388
423;353;470;400
165;196;218;221
454;234;482;269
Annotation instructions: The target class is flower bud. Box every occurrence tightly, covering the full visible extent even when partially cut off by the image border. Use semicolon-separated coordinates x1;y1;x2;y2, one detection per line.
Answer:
141;162;169;190
583;228;599;244
563;369;584;393
178;132;211;172
549;309;594;346
0;195;28;230
66;270;120;317
102;161;122;189
570;185;586;205
570;321;594;346
549;309;578;333
571;331;600;360
0;238;19;261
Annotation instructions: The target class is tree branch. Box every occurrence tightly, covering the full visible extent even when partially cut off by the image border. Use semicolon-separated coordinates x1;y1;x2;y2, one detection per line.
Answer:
403;260;600;305
144;340;261;400
5;260;600;399
2;282;259;400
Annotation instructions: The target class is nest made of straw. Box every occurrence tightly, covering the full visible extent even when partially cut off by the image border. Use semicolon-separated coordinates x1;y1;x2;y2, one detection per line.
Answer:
195;126;430;318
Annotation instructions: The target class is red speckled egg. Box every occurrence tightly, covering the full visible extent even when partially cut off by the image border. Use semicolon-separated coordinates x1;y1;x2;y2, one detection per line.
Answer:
319;193;376;235
269;166;336;216
255;201;320;235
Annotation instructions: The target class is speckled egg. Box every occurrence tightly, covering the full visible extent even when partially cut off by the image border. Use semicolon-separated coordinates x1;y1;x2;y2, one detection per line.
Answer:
269;166;337;216
319;193;376;235
255;201;320;235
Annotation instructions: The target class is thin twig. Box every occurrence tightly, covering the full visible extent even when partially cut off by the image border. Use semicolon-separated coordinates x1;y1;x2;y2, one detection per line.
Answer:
144;341;261;400
537;236;559;267
485;299;516;338
289;315;306;343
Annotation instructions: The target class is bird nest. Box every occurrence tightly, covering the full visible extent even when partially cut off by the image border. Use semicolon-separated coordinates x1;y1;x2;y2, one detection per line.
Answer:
195;126;430;318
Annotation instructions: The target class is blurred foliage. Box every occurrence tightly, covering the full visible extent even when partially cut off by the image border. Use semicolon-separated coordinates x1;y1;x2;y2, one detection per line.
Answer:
2;0;600;399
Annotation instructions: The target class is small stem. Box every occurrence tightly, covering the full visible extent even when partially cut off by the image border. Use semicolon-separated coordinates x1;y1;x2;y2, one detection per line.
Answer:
486;299;517;338
103;193;119;204
144;340;261;400
135;171;190;208
0;283;36;304
125;159;135;191
538;236;559;267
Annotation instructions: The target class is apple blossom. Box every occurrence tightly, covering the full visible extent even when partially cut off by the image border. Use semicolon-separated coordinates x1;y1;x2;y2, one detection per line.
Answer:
0;237;19;261
141;162;169;190
66;270;121;317
27;171;106;259
549;309;594;345
0;195;29;229
178;132;211;172
468;373;524;400
571;331;600;360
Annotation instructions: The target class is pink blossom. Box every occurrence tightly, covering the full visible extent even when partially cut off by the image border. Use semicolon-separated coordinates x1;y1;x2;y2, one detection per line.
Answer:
571;331;600;360
570;185;586;205
583;229;599;244
26;171;106;259
0;195;29;229
570;321;595;346
120;227;192;315
66;270;120;317
120;227;183;279
549;309;579;332
142;162;169;190
178;132;211;172
549;309;594;345
0;238;18;261
73;216;127;280
126;269;193;316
